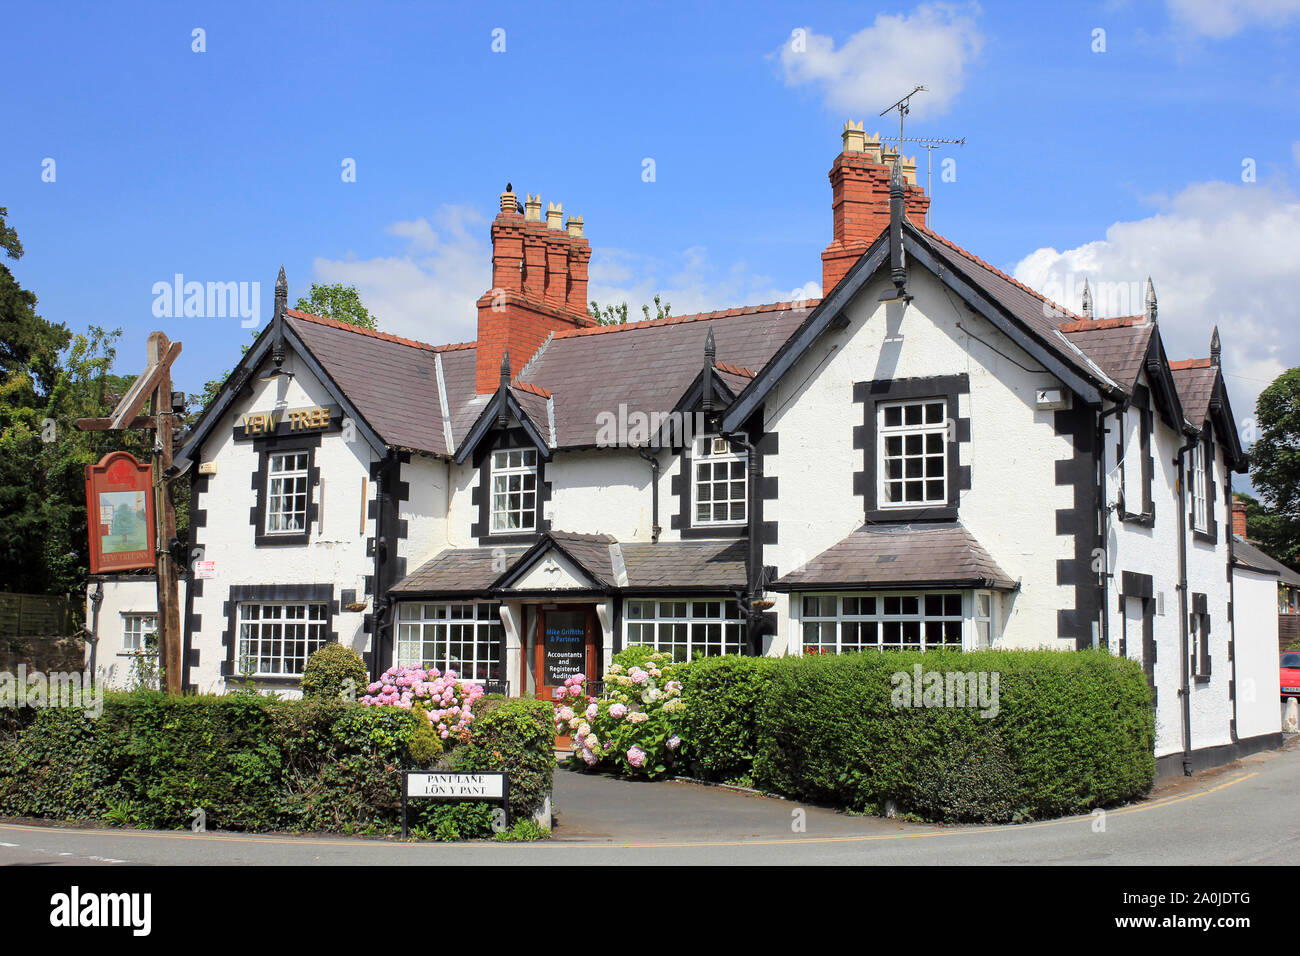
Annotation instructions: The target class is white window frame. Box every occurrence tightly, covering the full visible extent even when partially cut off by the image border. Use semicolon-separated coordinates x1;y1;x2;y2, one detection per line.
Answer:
691;435;748;527
798;591;969;653
490;449;538;534
1190;441;1208;532
122;612;157;654
395;602;504;682
266;450;310;534
236;601;328;677
623;598;747;661
878;398;949;509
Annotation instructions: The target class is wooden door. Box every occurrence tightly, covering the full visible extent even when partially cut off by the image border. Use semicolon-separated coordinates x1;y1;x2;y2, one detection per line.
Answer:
535;604;598;748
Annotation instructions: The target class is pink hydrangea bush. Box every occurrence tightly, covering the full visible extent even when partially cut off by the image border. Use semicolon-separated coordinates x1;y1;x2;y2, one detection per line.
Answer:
552;651;688;779
360;664;485;742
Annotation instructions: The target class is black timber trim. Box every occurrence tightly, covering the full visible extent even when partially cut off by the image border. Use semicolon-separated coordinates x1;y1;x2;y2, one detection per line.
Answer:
453;388;551;466
249;432;322;547
852;374;970;523
493;535;610;591
1192;428;1219;545
1120;571;1156;705
722;223;1118;435
470;427;550;545
670;413;753;540
1142;335;1188;433
220;583;339;679
1054;403;1103;648
181;471;210;690
1119;384;1156;525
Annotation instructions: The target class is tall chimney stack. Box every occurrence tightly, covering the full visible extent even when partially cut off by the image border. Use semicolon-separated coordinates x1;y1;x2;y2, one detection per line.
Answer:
1233;499;1248;540
476;184;595;393
821;120;930;295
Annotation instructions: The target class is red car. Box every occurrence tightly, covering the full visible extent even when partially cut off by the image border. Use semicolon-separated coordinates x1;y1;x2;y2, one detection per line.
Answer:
1281;652;1300;698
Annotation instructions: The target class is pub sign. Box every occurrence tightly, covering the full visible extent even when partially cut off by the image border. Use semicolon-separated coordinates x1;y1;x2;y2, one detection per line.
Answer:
85;451;156;574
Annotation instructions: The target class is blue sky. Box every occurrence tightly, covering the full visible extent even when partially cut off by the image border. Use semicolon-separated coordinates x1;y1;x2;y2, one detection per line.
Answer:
4;0;1299;434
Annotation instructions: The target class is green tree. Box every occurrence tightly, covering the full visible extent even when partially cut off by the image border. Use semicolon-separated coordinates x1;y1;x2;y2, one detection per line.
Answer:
294;283;376;330
0;206;70;397
1247;366;1300;569
588;294;672;326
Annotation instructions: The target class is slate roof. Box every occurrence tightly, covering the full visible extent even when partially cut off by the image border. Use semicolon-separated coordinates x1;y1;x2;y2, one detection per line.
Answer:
513;303;811;448
1170;359;1219;426
1059;318;1154;390
392;532;747;595
287;310;457;456
1233;535;1300;586
389;545;528;596
772;522;1017;591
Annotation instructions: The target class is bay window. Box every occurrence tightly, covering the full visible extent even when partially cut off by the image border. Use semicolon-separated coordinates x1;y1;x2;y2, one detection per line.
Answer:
799;591;985;653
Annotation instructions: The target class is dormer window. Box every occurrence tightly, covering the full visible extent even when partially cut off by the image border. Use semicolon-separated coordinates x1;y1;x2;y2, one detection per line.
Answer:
693;435;747;526
490;448;538;533
879;399;948;508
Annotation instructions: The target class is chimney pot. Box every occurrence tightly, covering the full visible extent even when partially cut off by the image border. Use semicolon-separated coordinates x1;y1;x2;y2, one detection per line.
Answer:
546;201;564;230
500;185;519;215
525;194;543;222
1233;499;1248;539
566;214;584;238
841;119;866;153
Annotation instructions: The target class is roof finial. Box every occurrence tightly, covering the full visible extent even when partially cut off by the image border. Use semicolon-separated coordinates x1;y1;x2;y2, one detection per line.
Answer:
704;325;716;367
500;348;511;384
1210;326;1221;366
1144;276;1157;324
271;265;287;373
496;350;511;428
1080;278;1093;320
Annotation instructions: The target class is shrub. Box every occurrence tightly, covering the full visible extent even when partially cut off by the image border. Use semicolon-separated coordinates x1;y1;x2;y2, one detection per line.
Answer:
677;655;776;783
751;649;1154;822
300;643;368;702
360;664;485;742
554;652;689;779
0;691;554;839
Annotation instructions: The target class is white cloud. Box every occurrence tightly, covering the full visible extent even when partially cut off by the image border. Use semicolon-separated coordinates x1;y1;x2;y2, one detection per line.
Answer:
587;246;821;317
310;205;491;344
777;5;984;120
310;206;820;344
1012;179;1300;428
1166;0;1300;38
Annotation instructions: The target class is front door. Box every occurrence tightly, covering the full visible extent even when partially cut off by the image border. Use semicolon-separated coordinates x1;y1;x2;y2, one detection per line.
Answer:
534;604;598;747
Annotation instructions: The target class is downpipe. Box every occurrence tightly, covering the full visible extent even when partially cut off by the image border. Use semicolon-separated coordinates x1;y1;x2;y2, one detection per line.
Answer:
637;446;661;543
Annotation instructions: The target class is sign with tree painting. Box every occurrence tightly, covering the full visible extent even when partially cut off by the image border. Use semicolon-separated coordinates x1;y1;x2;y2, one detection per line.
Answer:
84;451;156;573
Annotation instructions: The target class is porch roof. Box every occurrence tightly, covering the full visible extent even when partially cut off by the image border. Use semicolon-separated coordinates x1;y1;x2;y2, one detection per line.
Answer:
771;521;1017;592
389;532;748;598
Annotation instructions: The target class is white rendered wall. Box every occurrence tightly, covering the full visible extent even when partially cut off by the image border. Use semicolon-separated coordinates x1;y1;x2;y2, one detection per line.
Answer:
85;576;188;689
186;350;377;695
1232;565;1283;740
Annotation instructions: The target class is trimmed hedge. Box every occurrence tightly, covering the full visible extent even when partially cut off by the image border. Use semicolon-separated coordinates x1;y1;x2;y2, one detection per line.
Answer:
677;655;775;783
681;649;1154;822
0;692;553;838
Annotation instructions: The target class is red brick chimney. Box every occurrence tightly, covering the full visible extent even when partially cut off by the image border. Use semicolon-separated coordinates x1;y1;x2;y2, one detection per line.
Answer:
476;186;595;393
1233;499;1249;539
821;121;931;295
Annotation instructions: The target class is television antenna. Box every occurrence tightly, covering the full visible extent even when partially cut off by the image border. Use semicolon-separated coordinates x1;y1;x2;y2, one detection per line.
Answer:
880;136;967;226
879;85;927;150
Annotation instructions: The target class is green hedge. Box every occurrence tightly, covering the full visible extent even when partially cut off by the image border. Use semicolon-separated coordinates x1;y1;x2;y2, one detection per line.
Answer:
0;692;553;838
677;655;775;784
681;649;1154;822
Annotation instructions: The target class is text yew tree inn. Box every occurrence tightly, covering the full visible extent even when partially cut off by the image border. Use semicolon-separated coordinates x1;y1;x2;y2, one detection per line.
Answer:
91;123;1283;777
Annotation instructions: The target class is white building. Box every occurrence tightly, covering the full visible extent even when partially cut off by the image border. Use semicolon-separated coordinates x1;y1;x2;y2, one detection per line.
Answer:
93;123;1282;775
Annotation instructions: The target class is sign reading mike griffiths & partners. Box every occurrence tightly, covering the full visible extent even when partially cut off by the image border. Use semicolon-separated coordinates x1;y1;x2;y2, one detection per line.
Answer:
400;771;510;839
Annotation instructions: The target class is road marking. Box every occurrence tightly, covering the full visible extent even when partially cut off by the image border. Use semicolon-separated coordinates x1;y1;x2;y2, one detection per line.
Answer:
0;769;1261;852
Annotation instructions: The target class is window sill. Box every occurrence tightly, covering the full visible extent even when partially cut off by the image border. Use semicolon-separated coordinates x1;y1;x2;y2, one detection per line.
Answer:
867;505;958;523
230;675;304;687
1119;511;1154;527
1192;529;1218;545
680;525;747;540
255;532;311;547
1193;674;1212;685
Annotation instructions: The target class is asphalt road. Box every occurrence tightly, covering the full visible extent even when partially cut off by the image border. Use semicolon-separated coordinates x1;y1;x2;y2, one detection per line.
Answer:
0;740;1295;865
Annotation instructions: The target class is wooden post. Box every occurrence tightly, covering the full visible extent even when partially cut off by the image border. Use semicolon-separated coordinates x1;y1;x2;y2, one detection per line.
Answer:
148;332;182;695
